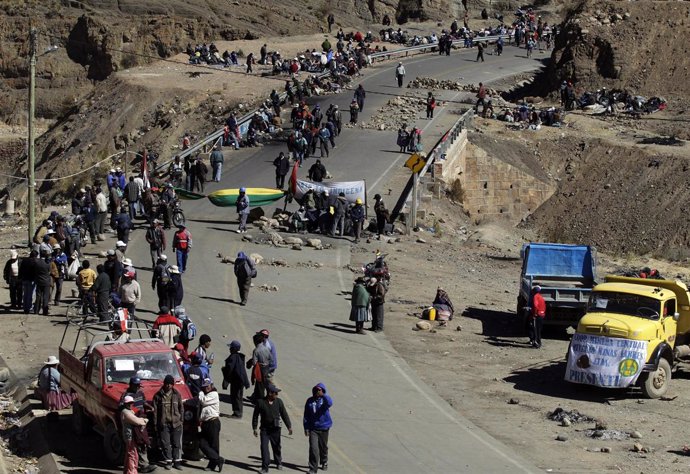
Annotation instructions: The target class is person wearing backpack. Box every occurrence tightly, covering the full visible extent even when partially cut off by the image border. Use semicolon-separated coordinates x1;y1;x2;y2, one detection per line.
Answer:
152;255;172;309
222;340;250;418
175;307;196;351
166;265;184;308
172;224;192;273
233;251;256;306
145;219;166;269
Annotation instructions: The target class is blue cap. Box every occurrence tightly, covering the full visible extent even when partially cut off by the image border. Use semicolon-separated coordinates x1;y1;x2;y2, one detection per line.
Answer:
129;376;141;385
239;187;246;193
228;340;241;350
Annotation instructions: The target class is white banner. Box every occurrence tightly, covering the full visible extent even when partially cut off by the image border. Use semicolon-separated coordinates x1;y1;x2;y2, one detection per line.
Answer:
294;179;366;206
565;333;648;388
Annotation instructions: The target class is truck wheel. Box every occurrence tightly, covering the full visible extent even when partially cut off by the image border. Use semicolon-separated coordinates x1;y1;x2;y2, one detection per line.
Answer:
71;402;91;435
640;358;671;399
103;422;124;465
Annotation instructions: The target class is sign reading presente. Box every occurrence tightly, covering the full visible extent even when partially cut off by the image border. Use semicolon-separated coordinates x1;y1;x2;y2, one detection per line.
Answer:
294;179;366;205
565;333;648;388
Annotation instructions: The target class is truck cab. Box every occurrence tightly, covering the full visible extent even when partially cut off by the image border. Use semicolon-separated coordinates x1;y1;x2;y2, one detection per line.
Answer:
566;276;690;398
60;337;197;464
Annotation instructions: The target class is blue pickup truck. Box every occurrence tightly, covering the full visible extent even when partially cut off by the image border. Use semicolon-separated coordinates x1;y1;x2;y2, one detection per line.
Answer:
517;243;597;328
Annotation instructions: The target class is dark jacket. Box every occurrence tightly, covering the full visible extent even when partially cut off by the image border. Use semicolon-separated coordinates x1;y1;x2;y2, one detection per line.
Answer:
234;252;256;280
303;383;333;431
222;352;250;388
19;257;36;282
252;397;292;431
273;155;290;176
350;204;365;222
92;272;111;295
152;387;184;429
34;258;52;287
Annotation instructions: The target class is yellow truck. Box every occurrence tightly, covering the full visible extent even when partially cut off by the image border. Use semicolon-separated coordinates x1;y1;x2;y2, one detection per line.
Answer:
565;275;690;398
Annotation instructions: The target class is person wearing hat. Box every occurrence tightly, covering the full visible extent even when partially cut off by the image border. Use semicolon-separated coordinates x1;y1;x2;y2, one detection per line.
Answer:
252;383;292;473
233;252;256;306
198;378;224;472
106;168;118;190
115;240;127;262
119;377;155;472
4;249;22;310
121;394;149;474
153;375;184;470
349;277;371;334
166;265;184;308
303;383;333;474
367;277;387;332
172;224;192;273
151;306;182;349
258;329;277;375
210;145;224;182
36;355;75;411
235;187;250;234
185;352;209;397
349;198;366;243
222;340;250;418
373;194;389;239
273;152;290;190
104;248;123;292
395;61;406;87
529;285;546;348
49;244;67;306
120;271;141;317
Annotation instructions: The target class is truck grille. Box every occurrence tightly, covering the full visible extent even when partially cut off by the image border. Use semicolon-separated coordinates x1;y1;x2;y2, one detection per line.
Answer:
583;326;628;337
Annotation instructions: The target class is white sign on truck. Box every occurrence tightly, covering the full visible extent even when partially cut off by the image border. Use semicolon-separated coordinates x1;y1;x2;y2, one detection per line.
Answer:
565;333;648;388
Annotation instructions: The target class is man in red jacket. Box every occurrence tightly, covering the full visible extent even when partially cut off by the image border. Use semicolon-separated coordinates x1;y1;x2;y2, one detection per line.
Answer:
529;285;546;348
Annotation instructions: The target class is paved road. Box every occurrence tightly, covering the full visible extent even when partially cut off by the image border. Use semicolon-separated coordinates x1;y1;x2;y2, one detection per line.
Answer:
53;45;544;473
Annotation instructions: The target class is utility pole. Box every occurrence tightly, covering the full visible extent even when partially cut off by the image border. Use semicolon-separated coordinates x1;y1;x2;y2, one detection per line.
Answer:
27;27;37;246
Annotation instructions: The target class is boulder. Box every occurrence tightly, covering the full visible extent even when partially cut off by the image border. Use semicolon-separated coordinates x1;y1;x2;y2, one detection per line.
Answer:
306;238;322;249
284;236;304;245
268;232;284;245
249;253;264;264
248;207;265;222
416;321;431;331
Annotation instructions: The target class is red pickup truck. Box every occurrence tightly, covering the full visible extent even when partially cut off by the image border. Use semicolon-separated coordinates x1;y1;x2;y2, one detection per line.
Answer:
59;338;198;464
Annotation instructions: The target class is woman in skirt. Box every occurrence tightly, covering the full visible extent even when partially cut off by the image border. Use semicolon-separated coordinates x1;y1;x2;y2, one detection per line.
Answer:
349;277;371;334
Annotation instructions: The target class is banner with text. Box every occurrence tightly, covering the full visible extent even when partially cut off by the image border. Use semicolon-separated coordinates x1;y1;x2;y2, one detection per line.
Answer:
294;179;366;206
565;333;648;388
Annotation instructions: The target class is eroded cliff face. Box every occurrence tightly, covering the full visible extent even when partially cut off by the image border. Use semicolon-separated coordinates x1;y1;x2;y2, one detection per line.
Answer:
0;0;449;124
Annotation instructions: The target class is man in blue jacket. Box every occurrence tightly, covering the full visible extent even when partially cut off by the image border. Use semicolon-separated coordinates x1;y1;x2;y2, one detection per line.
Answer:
303;383;333;473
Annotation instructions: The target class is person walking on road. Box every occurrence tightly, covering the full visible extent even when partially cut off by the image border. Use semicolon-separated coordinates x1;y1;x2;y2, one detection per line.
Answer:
318;125;331;158
222;340;250;418
273;152;290;190
528;285;546;348
246;52;255;73
121;395;148;474
368;277;387;332
172;224;192;273
395;62;406;87
152;255;171;309
167;265;184;308
330;192;347;237
349;99;359;124
476;41;485;62
252;384;293;474
426;92;436;119
153;375;184;470
475;82;487;114
199;378;224;472
303;383;333;474
349;277;371;334
350;198;365;243
210;145;224;182
233;251;256;306
145;219;166;269
235;188;250;233
247;333;273;403
151;306;182;349
354;85;366;112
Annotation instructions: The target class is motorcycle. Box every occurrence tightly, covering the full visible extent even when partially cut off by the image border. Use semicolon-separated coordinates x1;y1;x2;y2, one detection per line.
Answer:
153;198;186;228
363;252;390;289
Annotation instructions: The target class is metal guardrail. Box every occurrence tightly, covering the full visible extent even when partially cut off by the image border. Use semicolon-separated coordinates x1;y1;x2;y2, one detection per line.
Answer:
160;34;506;171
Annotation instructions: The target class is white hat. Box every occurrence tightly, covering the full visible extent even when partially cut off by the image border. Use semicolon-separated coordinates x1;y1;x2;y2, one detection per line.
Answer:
79;188;86;193
52;244;61;250
123;395;135;404
123;258;133;266
46;229;56;235
106;249;116;256
116;241;127;247
160;254;168;261
110;168;116;173
44;355;59;365
169;265;180;274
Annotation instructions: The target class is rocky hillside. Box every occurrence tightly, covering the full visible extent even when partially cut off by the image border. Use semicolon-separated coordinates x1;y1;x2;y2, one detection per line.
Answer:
0;0;450;124
544;0;690;104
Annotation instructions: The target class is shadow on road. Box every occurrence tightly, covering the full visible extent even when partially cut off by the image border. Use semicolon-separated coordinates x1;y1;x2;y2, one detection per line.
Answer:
504;360;629;402
188;218;235;225
463;306;522;338
314;322;356;334
247;455;309;472
200;295;239;304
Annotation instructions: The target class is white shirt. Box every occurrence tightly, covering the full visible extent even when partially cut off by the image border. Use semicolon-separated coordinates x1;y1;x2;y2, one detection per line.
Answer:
396;65;405;76
198;390;220;421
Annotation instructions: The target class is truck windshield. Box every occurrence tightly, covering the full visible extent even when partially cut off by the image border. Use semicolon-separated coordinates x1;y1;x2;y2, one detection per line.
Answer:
104;352;180;384
587;292;661;319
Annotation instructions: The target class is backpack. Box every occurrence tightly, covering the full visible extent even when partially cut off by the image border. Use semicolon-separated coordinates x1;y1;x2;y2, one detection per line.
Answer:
158;264;172;286
179;316;197;341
